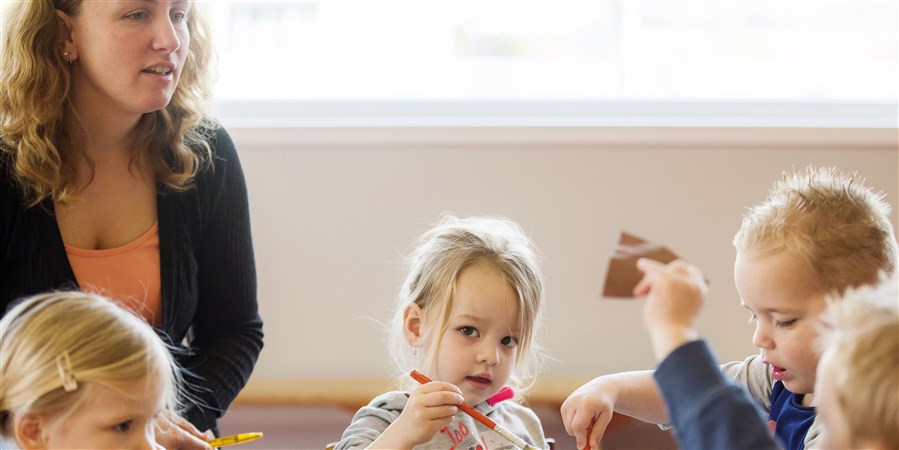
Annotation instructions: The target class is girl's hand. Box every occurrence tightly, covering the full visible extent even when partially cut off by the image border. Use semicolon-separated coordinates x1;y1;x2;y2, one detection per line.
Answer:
154;410;214;450
561;377;616;450
369;381;464;449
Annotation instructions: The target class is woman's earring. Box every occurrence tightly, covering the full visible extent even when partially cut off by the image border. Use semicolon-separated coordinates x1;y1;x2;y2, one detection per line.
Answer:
411;345;419;356
63;51;73;64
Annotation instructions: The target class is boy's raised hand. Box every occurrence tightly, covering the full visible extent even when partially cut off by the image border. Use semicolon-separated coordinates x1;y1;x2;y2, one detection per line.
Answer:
634;258;708;361
369;381;463;449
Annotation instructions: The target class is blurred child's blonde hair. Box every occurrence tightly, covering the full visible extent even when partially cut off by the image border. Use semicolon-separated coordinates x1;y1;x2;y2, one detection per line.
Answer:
817;275;898;448
0;291;180;438
388;215;546;396
733;166;897;294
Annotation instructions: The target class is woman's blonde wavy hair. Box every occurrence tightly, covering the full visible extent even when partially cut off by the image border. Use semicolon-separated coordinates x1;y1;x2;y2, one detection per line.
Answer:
0;0;217;207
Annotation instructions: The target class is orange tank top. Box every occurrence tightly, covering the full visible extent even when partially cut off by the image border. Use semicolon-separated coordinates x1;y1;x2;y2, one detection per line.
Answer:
65;223;162;327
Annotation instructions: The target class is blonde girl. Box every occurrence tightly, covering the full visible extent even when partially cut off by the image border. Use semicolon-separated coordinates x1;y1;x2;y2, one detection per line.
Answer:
335;215;549;450
0;291;179;449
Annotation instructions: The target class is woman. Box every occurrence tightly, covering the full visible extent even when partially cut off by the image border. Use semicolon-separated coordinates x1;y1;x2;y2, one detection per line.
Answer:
0;1;263;448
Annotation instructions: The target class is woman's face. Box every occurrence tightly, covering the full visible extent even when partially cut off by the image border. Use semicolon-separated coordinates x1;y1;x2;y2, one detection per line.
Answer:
59;1;191;119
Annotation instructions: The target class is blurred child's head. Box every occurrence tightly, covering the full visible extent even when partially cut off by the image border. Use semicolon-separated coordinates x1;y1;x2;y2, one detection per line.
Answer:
389;215;546;405
815;276;898;450
0;291;179;450
732;166;897;397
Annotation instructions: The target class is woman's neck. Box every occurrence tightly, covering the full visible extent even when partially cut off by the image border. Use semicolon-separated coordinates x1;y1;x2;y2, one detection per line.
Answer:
66;108;143;159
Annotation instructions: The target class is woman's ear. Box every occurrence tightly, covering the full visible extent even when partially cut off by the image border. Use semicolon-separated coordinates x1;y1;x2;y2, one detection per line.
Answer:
55;9;77;61
15;413;48;450
402;303;423;346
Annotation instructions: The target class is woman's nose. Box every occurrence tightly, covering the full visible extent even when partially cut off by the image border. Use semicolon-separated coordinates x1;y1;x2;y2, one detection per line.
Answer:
151;17;182;53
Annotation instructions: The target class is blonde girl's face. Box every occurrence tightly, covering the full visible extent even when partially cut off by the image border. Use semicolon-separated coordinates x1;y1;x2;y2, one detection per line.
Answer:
734;250;828;402
35;376;165;450
425;262;521;406
59;1;191;118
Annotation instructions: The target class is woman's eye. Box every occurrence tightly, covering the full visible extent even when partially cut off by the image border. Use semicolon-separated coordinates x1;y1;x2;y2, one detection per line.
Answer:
114;421;132;433
747;314;758;324
459;326;478;337
500;336;519;348
171;11;187;23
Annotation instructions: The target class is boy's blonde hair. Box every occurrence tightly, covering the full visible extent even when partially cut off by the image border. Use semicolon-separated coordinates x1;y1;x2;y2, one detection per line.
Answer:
0;0;217;206
0;291;180;438
733;166;898;294
388;215;546;395
818;276;899;448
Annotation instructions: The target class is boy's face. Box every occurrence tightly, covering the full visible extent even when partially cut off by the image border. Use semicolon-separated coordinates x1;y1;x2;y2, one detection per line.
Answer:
814;349;853;449
735;250;828;399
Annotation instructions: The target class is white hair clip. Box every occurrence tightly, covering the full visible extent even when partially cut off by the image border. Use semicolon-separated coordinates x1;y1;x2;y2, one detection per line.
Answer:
56;352;78;392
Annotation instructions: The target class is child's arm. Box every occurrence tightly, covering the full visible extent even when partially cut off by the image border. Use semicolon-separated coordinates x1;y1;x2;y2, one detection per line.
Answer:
636;258;779;450
561;258;705;450
366;381;464;450
561;371;669;450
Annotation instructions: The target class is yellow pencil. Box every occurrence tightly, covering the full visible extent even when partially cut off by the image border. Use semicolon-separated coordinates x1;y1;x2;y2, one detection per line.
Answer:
207;432;263;448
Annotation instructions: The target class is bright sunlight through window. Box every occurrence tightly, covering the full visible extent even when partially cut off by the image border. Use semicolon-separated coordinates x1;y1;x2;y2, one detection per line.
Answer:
1;1;894;125
206;1;896;104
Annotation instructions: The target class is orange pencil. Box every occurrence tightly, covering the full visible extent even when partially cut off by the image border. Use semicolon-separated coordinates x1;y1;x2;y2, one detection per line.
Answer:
410;370;542;450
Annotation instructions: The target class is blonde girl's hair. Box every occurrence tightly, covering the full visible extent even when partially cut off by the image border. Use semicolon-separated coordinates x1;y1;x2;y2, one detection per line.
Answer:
733;166;898;294
817;275;899;448
0;291;180;439
0;0;217;207
387;215;547;396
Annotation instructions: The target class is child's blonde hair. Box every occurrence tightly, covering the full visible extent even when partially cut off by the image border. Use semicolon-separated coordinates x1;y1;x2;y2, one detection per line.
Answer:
733;166;897;294
388;215;546;395
817;275;899;448
0;291;180;439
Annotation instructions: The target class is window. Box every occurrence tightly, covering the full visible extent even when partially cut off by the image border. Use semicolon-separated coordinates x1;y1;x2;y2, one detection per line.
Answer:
208;1;896;104
3;1;893;126
205;1;896;127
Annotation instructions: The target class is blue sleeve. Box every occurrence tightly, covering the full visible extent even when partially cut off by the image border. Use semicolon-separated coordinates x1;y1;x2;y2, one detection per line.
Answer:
654;340;781;450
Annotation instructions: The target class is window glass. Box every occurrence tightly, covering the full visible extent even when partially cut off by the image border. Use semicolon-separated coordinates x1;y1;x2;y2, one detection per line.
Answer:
206;1;896;103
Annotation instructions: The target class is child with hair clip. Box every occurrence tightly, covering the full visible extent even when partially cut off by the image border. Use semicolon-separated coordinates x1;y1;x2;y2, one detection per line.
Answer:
562;166;898;450
0;291;182;450
334;215;549;450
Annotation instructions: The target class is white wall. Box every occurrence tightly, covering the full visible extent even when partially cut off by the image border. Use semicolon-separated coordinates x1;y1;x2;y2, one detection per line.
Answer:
230;126;898;381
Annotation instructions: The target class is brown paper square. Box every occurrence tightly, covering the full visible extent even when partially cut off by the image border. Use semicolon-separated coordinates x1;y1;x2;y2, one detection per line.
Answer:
602;231;679;298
